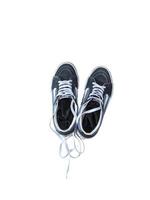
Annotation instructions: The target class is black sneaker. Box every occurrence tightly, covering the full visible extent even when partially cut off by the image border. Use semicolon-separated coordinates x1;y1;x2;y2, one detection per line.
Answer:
78;67;113;138
51;62;78;136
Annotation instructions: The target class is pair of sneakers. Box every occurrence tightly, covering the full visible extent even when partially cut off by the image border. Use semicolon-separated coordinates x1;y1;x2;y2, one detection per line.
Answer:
51;62;113;175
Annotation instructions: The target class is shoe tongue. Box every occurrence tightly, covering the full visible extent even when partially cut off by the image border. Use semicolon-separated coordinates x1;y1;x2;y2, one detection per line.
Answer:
60;100;70;119
89;99;100;107
89;97;100;104
85;99;100;112
59;95;72;100
58;97;73;119
82;99;101;133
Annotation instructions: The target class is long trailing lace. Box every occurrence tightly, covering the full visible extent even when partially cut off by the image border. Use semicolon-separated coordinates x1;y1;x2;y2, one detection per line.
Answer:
50;80;85;178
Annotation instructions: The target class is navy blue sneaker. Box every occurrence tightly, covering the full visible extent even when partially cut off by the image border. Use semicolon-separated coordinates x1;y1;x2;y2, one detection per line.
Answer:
78;67;113;138
51;63;78;136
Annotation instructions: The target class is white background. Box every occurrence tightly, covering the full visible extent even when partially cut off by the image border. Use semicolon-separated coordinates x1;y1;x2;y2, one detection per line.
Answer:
0;0;150;199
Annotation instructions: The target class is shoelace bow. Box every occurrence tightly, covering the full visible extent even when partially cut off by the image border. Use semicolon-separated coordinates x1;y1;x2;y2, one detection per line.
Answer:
50;80;84;178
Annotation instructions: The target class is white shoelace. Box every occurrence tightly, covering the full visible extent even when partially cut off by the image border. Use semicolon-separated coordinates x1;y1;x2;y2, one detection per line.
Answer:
85;82;106;114
89;82;105;102
78;82;106;135
50;80;85;178
56;80;74;98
